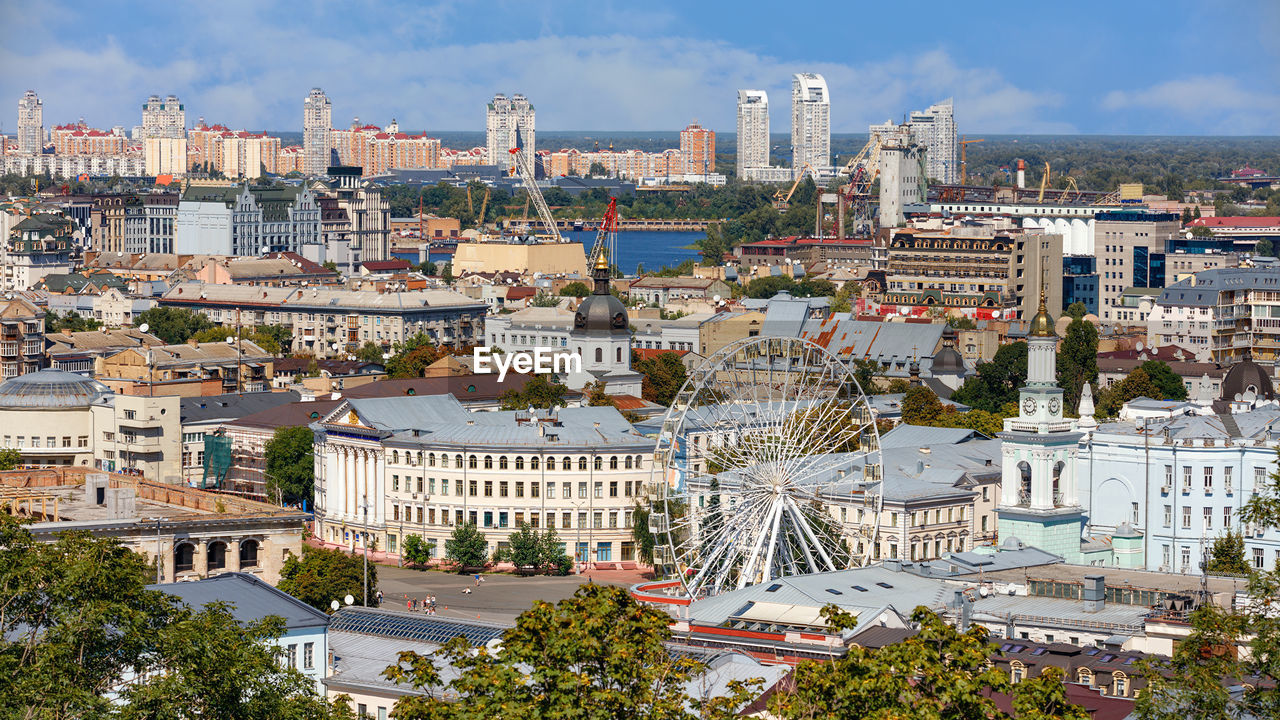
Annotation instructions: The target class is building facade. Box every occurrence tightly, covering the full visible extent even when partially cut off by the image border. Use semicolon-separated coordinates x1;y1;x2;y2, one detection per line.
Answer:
486;93;535;173
140;95;185;140
174;184;321;256
1094;211;1181;322
871;99;958;184
0;297;45;379
17;90;43;154
1147;266;1280;364
303;88;333;176
736;90;769;180
790;74;830;176
679;122;715;177
122;192;178;254
312;396;654;567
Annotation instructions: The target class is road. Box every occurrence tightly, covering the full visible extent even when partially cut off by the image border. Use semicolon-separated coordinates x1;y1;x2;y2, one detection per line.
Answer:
373;565;652;624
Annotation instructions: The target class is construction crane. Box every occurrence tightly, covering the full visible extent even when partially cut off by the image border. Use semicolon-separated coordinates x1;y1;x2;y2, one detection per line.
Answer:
509;146;563;242
835;134;883;238
476;186;490;229
1037;161;1052;203
959;136;985;184
773;164;815;210
466;184;474;214
588;197;619;273
1060;176;1081;204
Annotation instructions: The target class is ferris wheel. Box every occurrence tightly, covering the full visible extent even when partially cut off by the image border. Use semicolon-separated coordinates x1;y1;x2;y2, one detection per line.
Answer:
648;336;884;600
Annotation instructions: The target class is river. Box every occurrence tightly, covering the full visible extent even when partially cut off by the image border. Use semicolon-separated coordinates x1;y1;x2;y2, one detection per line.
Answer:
392;230;707;275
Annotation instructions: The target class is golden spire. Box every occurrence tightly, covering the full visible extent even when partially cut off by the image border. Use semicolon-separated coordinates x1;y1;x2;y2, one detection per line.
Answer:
595;250;609;271
1029;261;1055;337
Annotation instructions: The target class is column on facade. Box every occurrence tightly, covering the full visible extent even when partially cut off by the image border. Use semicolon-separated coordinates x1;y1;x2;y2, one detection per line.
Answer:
228;540;241;572
195;541;209;577
1030;449;1052;511
1000;448;1020;507
344;447;356;520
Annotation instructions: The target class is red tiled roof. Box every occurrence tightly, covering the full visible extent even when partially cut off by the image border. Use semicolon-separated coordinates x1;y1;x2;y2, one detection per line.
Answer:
633;348;688;361
609;394;650;410
362;259;412;272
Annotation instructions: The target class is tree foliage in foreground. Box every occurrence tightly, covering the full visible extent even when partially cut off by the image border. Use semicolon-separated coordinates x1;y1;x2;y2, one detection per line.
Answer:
384;584;756;720
278;545;377;612
0;516;350;719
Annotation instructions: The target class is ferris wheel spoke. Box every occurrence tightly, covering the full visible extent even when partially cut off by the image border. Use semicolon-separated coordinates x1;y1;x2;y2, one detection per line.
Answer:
787;495;838;572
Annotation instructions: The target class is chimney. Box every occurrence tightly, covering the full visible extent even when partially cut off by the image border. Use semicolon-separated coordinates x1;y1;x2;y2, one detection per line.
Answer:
1082;574;1105;612
84;473;109;506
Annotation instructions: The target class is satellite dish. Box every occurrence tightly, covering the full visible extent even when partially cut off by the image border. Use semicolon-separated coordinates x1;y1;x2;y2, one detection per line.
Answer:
330;599;340;611
226;336;235;345
344;594;355;606
712;294;721;302
138;323;149;334
1136;341;1144;352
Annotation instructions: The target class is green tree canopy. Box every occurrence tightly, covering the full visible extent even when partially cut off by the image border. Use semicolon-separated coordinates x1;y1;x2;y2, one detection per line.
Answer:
0;448;20;471
559;281;591;298
634;350;688;406
1204;530;1250;576
134;307;215;344
355;341;385;364
499;375;570;410
902;385;945;425
402;534;434;567
444;522;488;571
278;545;377;611
1095;367;1163;419
45;309;103;333
951;341;1028;413
1057;315;1099;414
1139;360;1189;401
264;426;316;505
385;333;444;379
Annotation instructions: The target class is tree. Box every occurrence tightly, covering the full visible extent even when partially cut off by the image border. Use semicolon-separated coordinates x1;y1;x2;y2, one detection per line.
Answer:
1012;666;1091;720
1257;237;1274;257
355;341;385;364
700;223;729;266
951;342;1028;413
538;527;574;575
45;309;102;333
886;377;912;394
946;314;978;330
587;161;609;177
257;324;293;355
829;281;861;314
850;358;883;394
401;534;434;567
117;602;347;720
902;385;945;425
264;426;316;505
0;448;20;470
1057;314;1099;414
383;584;746;720
506;522;543;569
1204;530;1250;576
278;545;376;611
634;350;687;406
559;281;591;298
530;290;561;307
322;260;339;273
1139;360;1189;401
444;522;488;571
134;307;214;344
499;375;570;410
441;262;454;285
1095;367;1163;419
1065;301;1088;319
385;333;443;379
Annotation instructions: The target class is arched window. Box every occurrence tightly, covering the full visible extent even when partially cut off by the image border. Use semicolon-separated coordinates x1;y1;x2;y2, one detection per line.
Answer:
174;543;195;573
561;457;572;471
1010;661;1025;684
1052;461;1065;504
207;541;227;570
530;456;540;470
469;455;478;469
392;450;400;464
455;454;463;468
635;455;644;469
483;455;493;469
416;452;423;465
625;456;633;469
616;347;622;363
428;453;436;467
595;347;603;363
579;457;589;471
1077;668;1093;685
1112;671;1128;697
239;540;260;568
610;456;618;470
594;457;603;470
500;456;510;470
1017;461;1032;504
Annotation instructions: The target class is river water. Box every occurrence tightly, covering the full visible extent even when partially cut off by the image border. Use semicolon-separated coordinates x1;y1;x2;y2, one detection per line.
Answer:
392;230;707;275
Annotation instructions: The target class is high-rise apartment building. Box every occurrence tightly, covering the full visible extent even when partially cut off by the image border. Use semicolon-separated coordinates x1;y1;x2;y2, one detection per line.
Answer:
869;99;958;184
17;90;43;154
485;93;535;173
736;90;769;179
1094;210;1182;322
141;95;186;140
302;88;332;176
790;74;830;176
679;122;715;176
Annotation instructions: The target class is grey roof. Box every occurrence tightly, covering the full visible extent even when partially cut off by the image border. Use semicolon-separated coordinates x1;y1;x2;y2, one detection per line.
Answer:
968;592;1149;634
180;391;301;425
1096;406;1280;443
760;294;828;337
1156;266;1280;308
150;572;330;630
801;318;944;367
904;547;1065;577
685;565;957;630
880;424;988;449
0;369;111;409
322;395;654;452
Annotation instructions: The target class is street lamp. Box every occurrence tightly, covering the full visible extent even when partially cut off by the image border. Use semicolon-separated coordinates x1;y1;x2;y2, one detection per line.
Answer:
572;499;587;575
359;494;371;606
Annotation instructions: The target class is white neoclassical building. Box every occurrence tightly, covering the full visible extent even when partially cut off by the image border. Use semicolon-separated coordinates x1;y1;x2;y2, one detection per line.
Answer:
311;394;655;567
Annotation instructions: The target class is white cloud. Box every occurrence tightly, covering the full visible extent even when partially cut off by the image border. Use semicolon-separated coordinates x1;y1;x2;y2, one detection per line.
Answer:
1102;75;1280;135
0;2;1072;135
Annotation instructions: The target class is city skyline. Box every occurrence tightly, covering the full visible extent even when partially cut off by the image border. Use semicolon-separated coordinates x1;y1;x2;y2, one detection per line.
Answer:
1;0;1277;136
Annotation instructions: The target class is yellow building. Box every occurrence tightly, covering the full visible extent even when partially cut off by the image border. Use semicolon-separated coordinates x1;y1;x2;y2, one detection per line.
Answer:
451;241;587;276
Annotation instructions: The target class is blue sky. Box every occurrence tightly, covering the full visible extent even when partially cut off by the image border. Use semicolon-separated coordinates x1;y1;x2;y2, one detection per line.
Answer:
2;0;1277;136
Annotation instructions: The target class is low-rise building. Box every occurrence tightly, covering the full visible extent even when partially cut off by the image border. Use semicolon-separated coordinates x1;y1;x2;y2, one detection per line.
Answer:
45;327;162;375
179;391;302;486
95;339;275;396
3;214;77;293
0;297;46;378
312;395;654;568
4;467;306;584
627;276;731;306
1147;266;1280;363
174;184;321;256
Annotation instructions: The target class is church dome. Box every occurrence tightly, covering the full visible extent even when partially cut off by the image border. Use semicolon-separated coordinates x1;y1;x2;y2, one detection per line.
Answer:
0;369;111;409
573;293;629;336
932;326;965;375
1220;353;1275;402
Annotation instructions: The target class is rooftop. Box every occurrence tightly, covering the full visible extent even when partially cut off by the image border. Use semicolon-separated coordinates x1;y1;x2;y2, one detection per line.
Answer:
0;369;111;409
151;572;329;630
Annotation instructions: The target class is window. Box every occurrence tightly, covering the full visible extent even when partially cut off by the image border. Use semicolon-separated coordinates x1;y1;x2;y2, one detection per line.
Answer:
579;482;587;499
1164;464;1173;486
1255;548;1266;569
1256;467;1268;491
530;456;540;470
392;476;400;493
561;457;571;471
1182;546;1191;569
1163;504;1172;527
499;456;508;470
594;457;603;471
1182;506;1191;529
1204;467;1214;492
515;456;524;470
1225;466;1233;492
1224;506;1232;528
1010;662;1025;684
304;642;314;669
483;455;493;469
286;644;297;668
1183;466;1192;490
1113;672;1129;697
468;455;477;469
469;480;478;496
594;482;603;498
609;481;618;498
578;457;588;471
1132;502;1140;524
1204;506;1213;530
514;482;523;498
531;482;539;498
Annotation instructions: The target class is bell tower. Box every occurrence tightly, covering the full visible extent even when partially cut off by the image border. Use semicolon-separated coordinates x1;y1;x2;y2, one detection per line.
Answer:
996;288;1089;562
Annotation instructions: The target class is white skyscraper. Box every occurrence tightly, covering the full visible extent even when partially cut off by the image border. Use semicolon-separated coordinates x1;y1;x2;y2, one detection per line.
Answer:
140;94;186;140
303;88;333;176
736;90;769;179
486;93;535;173
17;90;43;154
790;73;830;176
870;99;957;184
